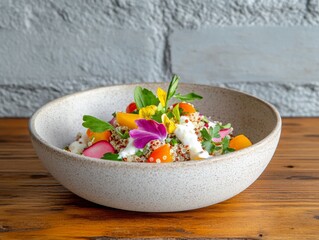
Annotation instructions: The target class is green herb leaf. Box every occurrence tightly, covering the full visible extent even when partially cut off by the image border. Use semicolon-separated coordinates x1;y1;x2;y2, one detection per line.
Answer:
173;92;203;102
202;140;213;153
170;138;178;146
166;74;179;102
222;137;230;150
224;147;235;153
135;150;143;157
101;153;122;161
212;125;221;138
201;128;212;141
221;123;231;129
134;86;159;110
202;116;209;123
172;104;180;122
82;115;114;132
120;131;130;139
151;111;163;123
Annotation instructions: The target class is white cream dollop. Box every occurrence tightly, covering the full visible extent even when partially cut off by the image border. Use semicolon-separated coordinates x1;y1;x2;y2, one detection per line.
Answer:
174;116;210;160
118;138;139;158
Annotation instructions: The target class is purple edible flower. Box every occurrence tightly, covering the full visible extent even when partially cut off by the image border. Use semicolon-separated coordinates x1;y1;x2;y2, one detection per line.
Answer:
130;119;167;149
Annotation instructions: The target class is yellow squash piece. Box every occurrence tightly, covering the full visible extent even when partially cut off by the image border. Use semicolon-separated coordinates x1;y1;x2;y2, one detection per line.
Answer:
116;112;141;129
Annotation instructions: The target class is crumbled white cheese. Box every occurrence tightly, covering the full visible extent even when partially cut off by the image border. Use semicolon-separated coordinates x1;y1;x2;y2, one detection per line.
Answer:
69;133;89;154
174;116;210;160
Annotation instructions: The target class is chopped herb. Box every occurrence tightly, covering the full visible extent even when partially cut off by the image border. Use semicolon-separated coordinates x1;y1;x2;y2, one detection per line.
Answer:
135;150;144;157
101;153;122;161
170;138;178;146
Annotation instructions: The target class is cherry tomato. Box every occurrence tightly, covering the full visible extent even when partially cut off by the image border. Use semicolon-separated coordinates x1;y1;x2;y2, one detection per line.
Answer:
126;102;137;113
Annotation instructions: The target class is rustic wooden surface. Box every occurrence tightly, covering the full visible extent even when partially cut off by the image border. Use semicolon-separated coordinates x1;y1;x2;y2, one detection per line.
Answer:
0;118;319;240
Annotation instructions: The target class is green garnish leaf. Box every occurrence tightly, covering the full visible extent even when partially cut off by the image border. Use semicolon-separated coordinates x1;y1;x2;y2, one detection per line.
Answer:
221;137;235;154
202;116;209;123
222;137;230;150
173;92;203;102
166;74;179;102
151;110;163;123
101;153;122;161
224;147;235;153
212;125;221;138
202;140;213;153
134;86;159;110
170;138;178;146
221;123;231;129
215;146;222;151
201;128;212;141
172;104;180;122
121;131;130;139
135;150;143;157
82;115;114;132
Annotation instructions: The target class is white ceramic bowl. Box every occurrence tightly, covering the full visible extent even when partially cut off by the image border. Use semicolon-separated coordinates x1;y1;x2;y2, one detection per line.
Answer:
29;83;281;212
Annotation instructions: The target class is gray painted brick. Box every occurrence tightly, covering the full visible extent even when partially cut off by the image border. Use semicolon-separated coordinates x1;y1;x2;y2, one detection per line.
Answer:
2;1;319;117
171;26;319;84
0;28;157;85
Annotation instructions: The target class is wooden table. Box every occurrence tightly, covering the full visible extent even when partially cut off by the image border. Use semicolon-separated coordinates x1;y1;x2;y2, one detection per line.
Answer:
0;118;318;240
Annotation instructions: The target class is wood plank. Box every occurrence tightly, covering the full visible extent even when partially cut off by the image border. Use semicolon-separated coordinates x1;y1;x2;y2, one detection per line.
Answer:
0;118;319;240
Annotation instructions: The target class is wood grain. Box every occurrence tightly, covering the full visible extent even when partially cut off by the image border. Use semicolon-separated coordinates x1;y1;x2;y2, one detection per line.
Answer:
0;118;319;240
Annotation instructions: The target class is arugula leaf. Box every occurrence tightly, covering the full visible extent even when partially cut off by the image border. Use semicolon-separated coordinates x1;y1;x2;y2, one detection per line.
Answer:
173;92;203;102
101;153;122;161
82;115;114;132
172;104;180;122
134;86;159;109
166;74;179;102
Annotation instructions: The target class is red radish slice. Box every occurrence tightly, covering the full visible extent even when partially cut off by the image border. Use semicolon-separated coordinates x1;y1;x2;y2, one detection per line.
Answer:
83;141;115;159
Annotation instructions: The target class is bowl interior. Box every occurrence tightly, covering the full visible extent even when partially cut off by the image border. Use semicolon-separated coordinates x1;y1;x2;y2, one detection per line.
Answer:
31;83;278;152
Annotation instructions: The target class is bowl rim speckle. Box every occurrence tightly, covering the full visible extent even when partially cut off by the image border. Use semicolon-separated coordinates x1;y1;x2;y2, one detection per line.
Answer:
29;82;282;169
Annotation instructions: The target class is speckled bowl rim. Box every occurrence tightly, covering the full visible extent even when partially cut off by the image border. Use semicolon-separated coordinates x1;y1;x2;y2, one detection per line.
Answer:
29;82;282;169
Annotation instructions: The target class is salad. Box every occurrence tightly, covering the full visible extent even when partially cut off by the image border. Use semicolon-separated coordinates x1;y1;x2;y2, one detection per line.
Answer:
66;75;252;163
